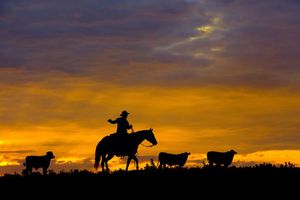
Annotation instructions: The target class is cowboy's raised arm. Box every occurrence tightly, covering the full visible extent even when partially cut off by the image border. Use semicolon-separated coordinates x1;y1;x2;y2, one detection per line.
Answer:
107;118;118;124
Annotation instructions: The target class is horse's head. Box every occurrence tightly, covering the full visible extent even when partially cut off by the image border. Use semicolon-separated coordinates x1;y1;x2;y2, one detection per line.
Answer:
145;128;158;146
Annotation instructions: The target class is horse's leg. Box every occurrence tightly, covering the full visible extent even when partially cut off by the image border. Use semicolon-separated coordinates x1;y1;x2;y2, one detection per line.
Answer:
105;154;114;171
126;156;132;171
101;154;106;172
132;156;139;170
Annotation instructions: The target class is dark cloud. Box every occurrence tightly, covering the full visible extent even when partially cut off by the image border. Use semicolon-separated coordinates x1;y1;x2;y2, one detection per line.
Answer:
0;0;208;75
41;140;80;147
0;0;299;87
181;0;300;88
51;158;93;171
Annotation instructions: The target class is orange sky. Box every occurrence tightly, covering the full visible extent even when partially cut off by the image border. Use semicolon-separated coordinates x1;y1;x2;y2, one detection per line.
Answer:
1;0;300;174
1;77;300;174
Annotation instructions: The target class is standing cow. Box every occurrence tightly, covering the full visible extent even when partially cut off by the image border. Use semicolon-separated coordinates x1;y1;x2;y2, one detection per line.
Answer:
23;151;55;175
207;150;237;168
158;152;190;169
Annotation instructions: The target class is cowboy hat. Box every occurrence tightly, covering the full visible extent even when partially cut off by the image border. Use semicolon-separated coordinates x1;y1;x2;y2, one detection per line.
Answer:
120;110;130;116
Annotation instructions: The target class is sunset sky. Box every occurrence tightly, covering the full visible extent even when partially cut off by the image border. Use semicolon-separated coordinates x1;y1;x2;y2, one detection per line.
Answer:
1;0;300;174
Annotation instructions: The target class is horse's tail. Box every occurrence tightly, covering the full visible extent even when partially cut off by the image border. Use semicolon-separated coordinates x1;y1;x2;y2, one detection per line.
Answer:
94;141;103;170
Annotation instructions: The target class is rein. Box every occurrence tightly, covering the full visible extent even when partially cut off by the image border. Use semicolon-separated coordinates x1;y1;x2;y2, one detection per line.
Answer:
140;143;155;147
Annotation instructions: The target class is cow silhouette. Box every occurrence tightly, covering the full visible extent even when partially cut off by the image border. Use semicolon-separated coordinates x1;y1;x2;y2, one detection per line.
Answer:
207;150;237;168
158;152;190;169
23;151;55;175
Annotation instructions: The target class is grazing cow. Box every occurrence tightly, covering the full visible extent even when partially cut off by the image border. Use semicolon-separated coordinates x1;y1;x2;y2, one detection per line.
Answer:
158;152;190;169
23;151;55;175
207;150;237;168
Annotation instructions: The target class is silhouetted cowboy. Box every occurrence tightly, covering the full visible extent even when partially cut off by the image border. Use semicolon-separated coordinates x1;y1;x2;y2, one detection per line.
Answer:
107;111;133;154
107;111;133;135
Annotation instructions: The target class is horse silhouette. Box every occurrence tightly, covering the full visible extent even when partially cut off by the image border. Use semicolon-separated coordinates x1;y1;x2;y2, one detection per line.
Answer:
94;128;157;172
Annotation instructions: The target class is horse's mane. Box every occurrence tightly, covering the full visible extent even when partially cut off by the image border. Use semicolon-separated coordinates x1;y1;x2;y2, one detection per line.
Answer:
129;129;150;136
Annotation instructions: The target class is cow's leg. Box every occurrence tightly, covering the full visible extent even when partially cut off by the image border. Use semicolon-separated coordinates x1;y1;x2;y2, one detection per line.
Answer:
43;167;47;175
158;162;162;169
27;166;32;175
132;156;139;170
126;157;132;171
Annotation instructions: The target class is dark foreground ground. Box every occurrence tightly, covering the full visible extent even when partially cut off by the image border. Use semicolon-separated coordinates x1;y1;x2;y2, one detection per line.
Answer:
1;166;299;198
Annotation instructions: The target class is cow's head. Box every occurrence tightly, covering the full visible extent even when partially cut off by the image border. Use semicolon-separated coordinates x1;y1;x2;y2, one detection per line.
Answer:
46;151;55;159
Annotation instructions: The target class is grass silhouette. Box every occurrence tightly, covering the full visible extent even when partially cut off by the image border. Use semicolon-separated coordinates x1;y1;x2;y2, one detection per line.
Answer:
1;163;299;198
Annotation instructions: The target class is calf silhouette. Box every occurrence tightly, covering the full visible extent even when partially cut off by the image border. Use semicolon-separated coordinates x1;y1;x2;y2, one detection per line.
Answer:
23;151;55;175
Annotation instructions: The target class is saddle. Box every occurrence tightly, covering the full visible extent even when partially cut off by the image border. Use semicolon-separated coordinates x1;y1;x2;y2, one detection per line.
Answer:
109;133;130;156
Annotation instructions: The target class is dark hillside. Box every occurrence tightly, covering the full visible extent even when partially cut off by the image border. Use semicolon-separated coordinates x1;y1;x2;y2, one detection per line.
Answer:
1;165;299;198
